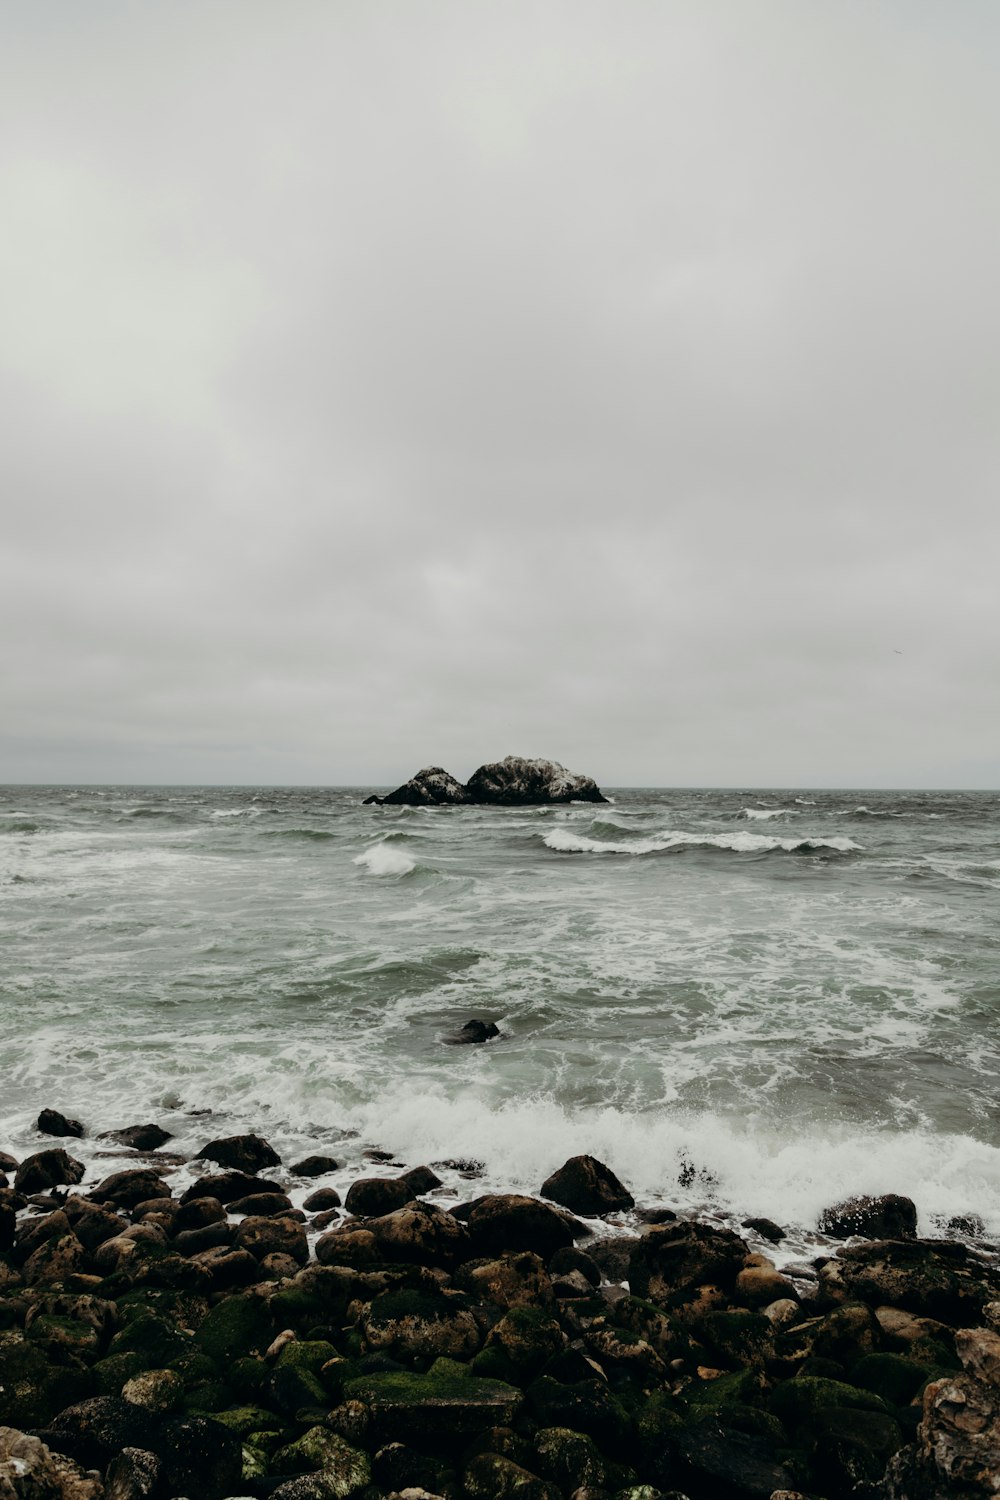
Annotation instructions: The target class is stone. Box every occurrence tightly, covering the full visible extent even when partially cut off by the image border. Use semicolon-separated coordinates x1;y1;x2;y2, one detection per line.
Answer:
23;1232;86;1287
400;1165;442;1195
372;1443;455;1497
819;1193;918;1240
540;1156;634;1216
465;756;607;806
194;1291;276;1363
445;1020;500;1045
62;1198;128;1251
807;1407;905;1494
14;1150;85;1196
361;1287;482;1362
484;1307;566;1377
121;1368;184;1412
228;1190;294;1216
629;1221;749;1306
153;1414;243;1500
455;1251;555;1310
195;1133;281;1174
304;1187;341;1211
526;1377;631;1449
533;1426;607;1492
669;1416;794;1498
741;1216;785;1243
37;1109;85;1139
345;1365;523;1445
366;1201;471;1268
180;1170;284;1204
365;767;472;807
466;1195;577;1258
104;1446;160;1500
0;1426;103;1500
89;1170;170;1211
463;1452;560;1500
102;1124;172;1152
291;1154;341;1177
172;1196;227;1233
820;1238;1000;1324
234;1214;309;1265
344;1176;413;1217
734;1265;798;1309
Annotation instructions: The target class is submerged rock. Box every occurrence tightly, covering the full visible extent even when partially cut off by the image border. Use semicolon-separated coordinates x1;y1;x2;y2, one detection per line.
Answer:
445;1019;500;1046
540;1155;634;1216
819;1193;918;1241
37;1109;85;1139
364;755;607;807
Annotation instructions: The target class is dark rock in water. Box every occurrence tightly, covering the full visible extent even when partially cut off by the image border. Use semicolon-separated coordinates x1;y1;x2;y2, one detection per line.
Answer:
364;766;471;807
742;1215;785;1243
181;1170;284;1204
37;1108;85;1138
172;1195;227;1233
819;1193;918;1240
466;1194;578;1259
15;1149;86;1195
89;1168;170;1210
540;1154;634;1216
400;1164;443;1195
345;1176;413;1217
629;1220;750;1304
446;1018;500;1046
228;1191;294;1218
102;1123;173;1152
290;1153;341;1176
635;1205;678;1224
364;754;607;807
195;1132;281;1174
819;1237;1000;1323
303;1186;342;1211
465;755;607;806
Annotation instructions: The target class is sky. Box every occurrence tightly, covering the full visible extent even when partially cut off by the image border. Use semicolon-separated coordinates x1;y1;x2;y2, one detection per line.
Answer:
2;1;998;788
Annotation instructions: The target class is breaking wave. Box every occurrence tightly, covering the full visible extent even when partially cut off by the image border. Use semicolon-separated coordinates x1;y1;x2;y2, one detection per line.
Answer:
543;827;862;856
353;843;418;876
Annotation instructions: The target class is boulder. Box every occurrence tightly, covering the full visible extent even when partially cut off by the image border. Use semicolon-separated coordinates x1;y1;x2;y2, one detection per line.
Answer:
818;1238;1000;1324
819;1194;918;1240
364;767;471;807
0;1426;103;1500
540;1155;634;1216
345;1364;522;1446
195;1132;281;1174
364;756;607;807
366;1201;471;1268
463;1452;560;1500
361;1287;482;1362
445;1020;500;1045
345;1176;413;1217
465;1195;577;1258
304;1187;342;1211
290;1154;341;1177
102;1124;172;1152
668;1415;795;1498
180;1170;283;1204
884;1327;1000;1498
37;1109;85;1139
629;1221;750;1306
89;1169;170;1210
14;1149;85;1195
465;756;607;806
233;1214;309;1265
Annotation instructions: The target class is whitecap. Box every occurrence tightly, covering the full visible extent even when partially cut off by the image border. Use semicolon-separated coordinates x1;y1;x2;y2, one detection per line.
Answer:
353;844;417;876
738;807;790;821
542;827;862;856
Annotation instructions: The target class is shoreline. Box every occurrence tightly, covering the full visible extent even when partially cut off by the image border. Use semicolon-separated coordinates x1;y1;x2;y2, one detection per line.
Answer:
2;1115;999;1498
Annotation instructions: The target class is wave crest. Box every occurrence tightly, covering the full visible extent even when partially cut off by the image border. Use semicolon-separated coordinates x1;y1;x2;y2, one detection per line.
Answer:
543;827;862;856
353;844;418;876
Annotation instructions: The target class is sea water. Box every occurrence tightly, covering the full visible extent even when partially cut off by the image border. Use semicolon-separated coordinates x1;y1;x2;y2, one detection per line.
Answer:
2;784;998;1260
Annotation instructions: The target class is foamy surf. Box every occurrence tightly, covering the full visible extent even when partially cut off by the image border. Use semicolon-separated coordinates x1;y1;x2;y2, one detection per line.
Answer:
353;843;418;876
543;826;862;855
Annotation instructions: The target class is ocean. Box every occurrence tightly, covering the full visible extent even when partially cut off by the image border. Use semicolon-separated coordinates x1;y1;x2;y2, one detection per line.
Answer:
2;783;998;1262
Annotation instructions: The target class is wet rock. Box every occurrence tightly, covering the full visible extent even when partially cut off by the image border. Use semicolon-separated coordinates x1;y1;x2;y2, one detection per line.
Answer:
361;1287;482;1362
819;1238;1000;1324
303;1187;342;1211
526;1377;631;1450
172;1219;235;1255
102;1124;173;1152
104;1446;160;1500
228;1190;294;1216
549;1246;601;1285
0;1340;92;1429
734;1264;798;1309
371;1442;456;1497
540;1156;635;1216
808;1406;905;1495
89;1170;170;1211
40;1395;151;1469
62;1198;129;1251
465;756;607;806
463;1452;560;1500
345;1176;413;1217
819;1193;918;1240
344;1364;523;1445
0;1426;103;1500
669;1415;795;1498
366;1201;471;1269
194;1291;276;1364
484;1307;566;1378
0;1188;22;1251
401;1165;443;1195
465;1195;577;1259
629;1221;750;1306
884;1326;1000;1498
154;1413;243;1500
37;1109;85;1139
455;1251;555;1310
445;1020;500;1046
741;1217;785;1243
14;1150;86;1196
181;1170;284;1204
365;767;472;807
171;1196;227;1233
120;1368;184;1412
290;1154;341;1177
315;1226;381;1268
533;1425;608;1493
195;1132;281;1174
23;1231;86;1287
192;1245;261;1290
234;1213;309;1264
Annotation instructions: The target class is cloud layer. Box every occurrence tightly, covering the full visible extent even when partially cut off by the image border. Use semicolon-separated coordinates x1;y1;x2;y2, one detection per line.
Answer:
3;1;998;786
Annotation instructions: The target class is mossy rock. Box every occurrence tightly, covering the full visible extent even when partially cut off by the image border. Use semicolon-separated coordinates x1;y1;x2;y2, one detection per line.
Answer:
271;1429;372;1494
0;1333;92;1426
769;1374;889;1431
805;1405;904;1493
275;1338;340;1376
464;1451;560;1500
92;1349;149;1396
685;1368;765;1411
242;1442;270;1482
697;1308;775;1369
849;1351;929;1406
25;1312;101;1359
472;1344;519;1383
211;1403;288;1438
269;1361;328;1417
345;1364;522;1447
486;1305;565;1378
635;1387;684;1446
182;1377;232;1412
228;1353;270;1399
121;1367;185;1412
533;1424;607;1491
109;1311;190;1367
194;1292;275;1364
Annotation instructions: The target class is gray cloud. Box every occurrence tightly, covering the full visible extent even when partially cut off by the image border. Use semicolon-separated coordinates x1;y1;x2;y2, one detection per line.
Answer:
2;1;998;786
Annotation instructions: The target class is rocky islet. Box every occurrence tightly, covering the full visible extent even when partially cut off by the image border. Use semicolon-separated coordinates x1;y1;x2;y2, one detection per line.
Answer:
1;1126;999;1500
362;756;608;807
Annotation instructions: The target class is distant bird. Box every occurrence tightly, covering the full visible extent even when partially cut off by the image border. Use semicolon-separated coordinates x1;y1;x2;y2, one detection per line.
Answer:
893;649;903;654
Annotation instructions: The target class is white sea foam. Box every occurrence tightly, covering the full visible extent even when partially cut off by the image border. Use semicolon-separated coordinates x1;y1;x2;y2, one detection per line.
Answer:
543;827;862;855
738;807;790;820
353;843;417;876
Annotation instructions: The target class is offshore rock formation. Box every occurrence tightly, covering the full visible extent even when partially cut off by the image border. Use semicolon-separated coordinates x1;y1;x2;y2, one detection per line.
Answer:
364;755;607;807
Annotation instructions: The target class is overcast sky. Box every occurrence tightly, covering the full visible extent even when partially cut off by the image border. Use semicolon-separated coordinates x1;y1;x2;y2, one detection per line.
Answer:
2;1;998;788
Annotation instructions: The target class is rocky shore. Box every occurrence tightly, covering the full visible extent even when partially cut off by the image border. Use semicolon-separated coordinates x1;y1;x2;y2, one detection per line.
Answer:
2;1114;999;1500
362;757;607;807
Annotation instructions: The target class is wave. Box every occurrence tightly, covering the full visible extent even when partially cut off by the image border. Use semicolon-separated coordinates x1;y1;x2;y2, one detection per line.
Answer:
353;844;418;876
841;806;908;820
264;828;337;842
738;807;790;821
543;827;862;856
0;819;39;834
210;808;261;819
